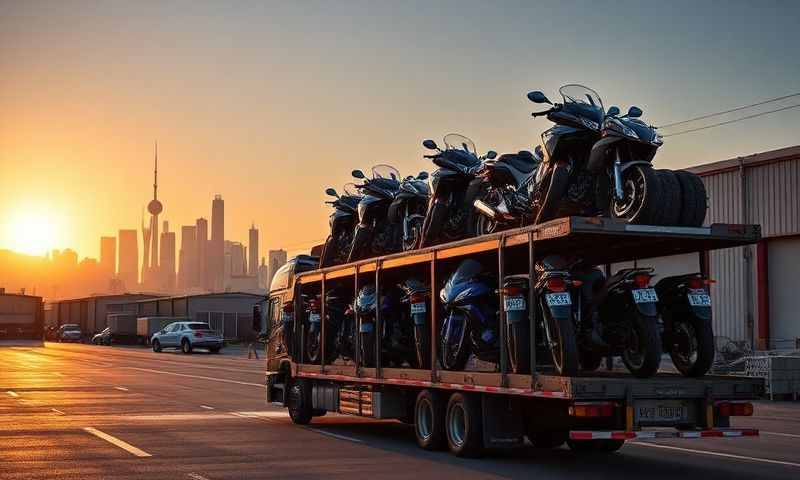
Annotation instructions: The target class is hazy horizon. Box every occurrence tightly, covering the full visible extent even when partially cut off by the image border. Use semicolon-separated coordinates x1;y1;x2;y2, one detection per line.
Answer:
2;0;799;262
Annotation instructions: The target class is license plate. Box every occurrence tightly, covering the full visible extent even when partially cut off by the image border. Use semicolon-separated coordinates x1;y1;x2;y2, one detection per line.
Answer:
308;313;321;323
545;292;571;307
632;288;658;303
411;302;426;314
635;400;689;425
687;292;711;306
504;296;526;311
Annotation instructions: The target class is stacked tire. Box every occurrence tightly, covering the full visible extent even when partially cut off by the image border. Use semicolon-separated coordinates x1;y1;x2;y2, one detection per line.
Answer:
653;169;707;227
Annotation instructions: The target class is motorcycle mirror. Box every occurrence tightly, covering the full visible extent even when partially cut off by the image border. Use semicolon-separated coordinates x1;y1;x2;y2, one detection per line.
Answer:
417;171;428;180
324;188;338;197
485;150;497;159
606;106;620;117
627;106;643;118
527;91;552;105
351;169;366;179
422;139;438;150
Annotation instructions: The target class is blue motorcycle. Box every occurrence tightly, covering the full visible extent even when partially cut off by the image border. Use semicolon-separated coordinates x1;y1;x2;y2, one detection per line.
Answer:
355;284;414;367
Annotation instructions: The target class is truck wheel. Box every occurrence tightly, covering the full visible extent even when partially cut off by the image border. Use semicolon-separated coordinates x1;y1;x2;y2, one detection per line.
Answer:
181;339;193;354
655;170;681;226
152;340;162;353
567;439;625;453
529;430;567;448
445;392;483;458
622;313;662;378
675;170;707;227
415;390;446;450
287;379;313;425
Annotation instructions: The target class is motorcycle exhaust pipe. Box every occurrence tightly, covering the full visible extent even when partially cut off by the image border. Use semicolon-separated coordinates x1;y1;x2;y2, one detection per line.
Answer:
473;199;498;219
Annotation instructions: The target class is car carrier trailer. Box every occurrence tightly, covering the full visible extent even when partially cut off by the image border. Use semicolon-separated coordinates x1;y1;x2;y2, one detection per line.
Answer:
264;216;764;457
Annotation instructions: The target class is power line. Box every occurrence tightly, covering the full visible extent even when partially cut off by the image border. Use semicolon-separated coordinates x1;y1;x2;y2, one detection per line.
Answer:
662;103;800;137
657;92;800;128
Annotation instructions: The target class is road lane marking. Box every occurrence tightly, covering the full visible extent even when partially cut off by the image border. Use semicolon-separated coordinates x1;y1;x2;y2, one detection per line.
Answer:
200;405;215;410
187;473;211;480
762;431;800;439
306;428;363;443
234;411;288;418
114;386;129;392
51;408;65;415
128;367;262;387
632;441;800;468
83;427;152;457
6;391;19;397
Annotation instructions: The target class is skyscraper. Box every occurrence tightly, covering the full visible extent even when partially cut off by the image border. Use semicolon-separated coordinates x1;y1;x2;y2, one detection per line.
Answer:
248;223;258;276
118;229;138;290
178;225;197;291
159;221;176;292
195;217;208;290
230;242;246;277
267;249;287;285
142;142;163;288
99;236;116;278
210;194;224;291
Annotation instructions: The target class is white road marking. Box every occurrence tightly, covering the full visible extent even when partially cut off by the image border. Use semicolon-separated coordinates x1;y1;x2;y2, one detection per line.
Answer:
128;367;262;387
632;441;800;468
762;431;800;439
114;386;129;392
306;428;363;443
83;427;152;458
6;391;19;397
187;473;211;480
200;405;215;410
233;411;288;418
51;408;65;415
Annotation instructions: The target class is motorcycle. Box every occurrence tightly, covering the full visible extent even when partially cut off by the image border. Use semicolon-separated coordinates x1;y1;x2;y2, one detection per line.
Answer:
419;134;497;247
398;278;431;369
473;149;542;235
320;183;362;268
355;284;415;368
526;85;665;225
303;288;351;364
439;259;499;370
389;172;431;252
348;165;402;262
655;273;715;377
595;268;663;378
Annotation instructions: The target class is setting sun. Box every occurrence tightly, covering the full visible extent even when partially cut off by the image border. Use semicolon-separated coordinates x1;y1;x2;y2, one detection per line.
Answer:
2;210;64;256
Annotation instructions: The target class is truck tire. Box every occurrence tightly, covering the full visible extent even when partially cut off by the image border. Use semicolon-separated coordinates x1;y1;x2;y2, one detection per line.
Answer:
415;390;446;450
675;170;707;227
655;170;681;226
445;392;483;458
670;315;715;377
287;379;313;425
567;439;625;453
621;313;662;378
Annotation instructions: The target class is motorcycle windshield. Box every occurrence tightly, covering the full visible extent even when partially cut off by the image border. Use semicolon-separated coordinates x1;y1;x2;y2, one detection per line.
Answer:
559;84;605;127
343;182;359;196
441;259;484;303
355;284;377;315
443;133;477;156
372;164;401;181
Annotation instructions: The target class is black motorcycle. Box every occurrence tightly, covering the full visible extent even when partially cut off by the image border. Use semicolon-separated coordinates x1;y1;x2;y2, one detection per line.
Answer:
526;84;664;225
320;183;362;268
398;278;431;369
595;268;663;378
389;172;430;252
348;165;402;262
473;149;541;235
303;288;351;364
655;273;715;377
439;259;499;370
419;134;496;247
356;284;415;368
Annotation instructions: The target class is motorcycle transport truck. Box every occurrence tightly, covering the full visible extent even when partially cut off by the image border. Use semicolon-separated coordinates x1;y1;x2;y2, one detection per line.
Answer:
262;216;763;457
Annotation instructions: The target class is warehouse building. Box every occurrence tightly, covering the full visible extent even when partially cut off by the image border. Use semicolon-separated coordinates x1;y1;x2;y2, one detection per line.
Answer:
614;145;799;351
48;293;161;336
112;292;263;341
0;291;44;342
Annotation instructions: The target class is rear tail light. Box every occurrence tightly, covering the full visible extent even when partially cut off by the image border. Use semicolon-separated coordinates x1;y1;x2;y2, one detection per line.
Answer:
282;302;294;314
194;332;203;338
502;286;525;296
571;280;583;287
633;273;651;288
410;292;426;304
308;298;321;312
569;402;615;417
717;401;753;417
688;276;705;290
546;277;566;292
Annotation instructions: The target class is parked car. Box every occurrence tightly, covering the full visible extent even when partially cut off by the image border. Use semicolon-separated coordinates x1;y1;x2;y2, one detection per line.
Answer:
57;324;82;343
92;327;113;346
150;322;223;354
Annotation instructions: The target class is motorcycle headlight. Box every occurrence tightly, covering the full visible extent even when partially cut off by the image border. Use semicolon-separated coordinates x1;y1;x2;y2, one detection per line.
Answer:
604;118;639;139
580;117;600;131
651;131;663;146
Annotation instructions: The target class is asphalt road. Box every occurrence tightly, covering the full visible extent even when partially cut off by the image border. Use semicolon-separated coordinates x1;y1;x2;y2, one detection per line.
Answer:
1;343;799;480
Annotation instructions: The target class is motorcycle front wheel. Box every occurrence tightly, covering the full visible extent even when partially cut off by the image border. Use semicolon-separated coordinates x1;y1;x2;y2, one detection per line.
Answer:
305;327;322;364
403;217;424;252
610;165;661;224
413;324;430;369
360;330;376;367
474;189;502;236
621;312;662;378
440;312;470;371
506;319;531;374
419;200;447;248
541;307;579;376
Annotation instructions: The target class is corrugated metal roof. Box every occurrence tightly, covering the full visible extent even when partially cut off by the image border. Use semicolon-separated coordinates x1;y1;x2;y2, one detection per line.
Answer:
686;145;800;177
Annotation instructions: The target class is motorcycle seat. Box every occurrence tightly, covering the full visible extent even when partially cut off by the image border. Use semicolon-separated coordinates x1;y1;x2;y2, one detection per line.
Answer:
498;151;537;174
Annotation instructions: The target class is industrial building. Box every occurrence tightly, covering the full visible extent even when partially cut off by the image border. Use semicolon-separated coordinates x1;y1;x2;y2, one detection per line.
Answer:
0;291;44;342
47;293;161;336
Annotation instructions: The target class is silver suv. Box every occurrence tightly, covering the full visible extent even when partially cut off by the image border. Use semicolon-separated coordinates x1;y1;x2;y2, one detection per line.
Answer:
151;322;223;354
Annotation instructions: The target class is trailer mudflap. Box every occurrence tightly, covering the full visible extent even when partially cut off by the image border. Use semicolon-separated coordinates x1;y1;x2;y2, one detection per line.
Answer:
482;395;525;449
569;429;759;441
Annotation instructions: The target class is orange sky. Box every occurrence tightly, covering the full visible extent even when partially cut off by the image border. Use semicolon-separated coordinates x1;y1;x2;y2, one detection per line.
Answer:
2;2;798;264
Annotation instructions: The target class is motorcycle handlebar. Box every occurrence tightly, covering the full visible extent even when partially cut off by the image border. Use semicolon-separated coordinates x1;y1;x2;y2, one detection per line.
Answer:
423;154;438;159
531;109;552;118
